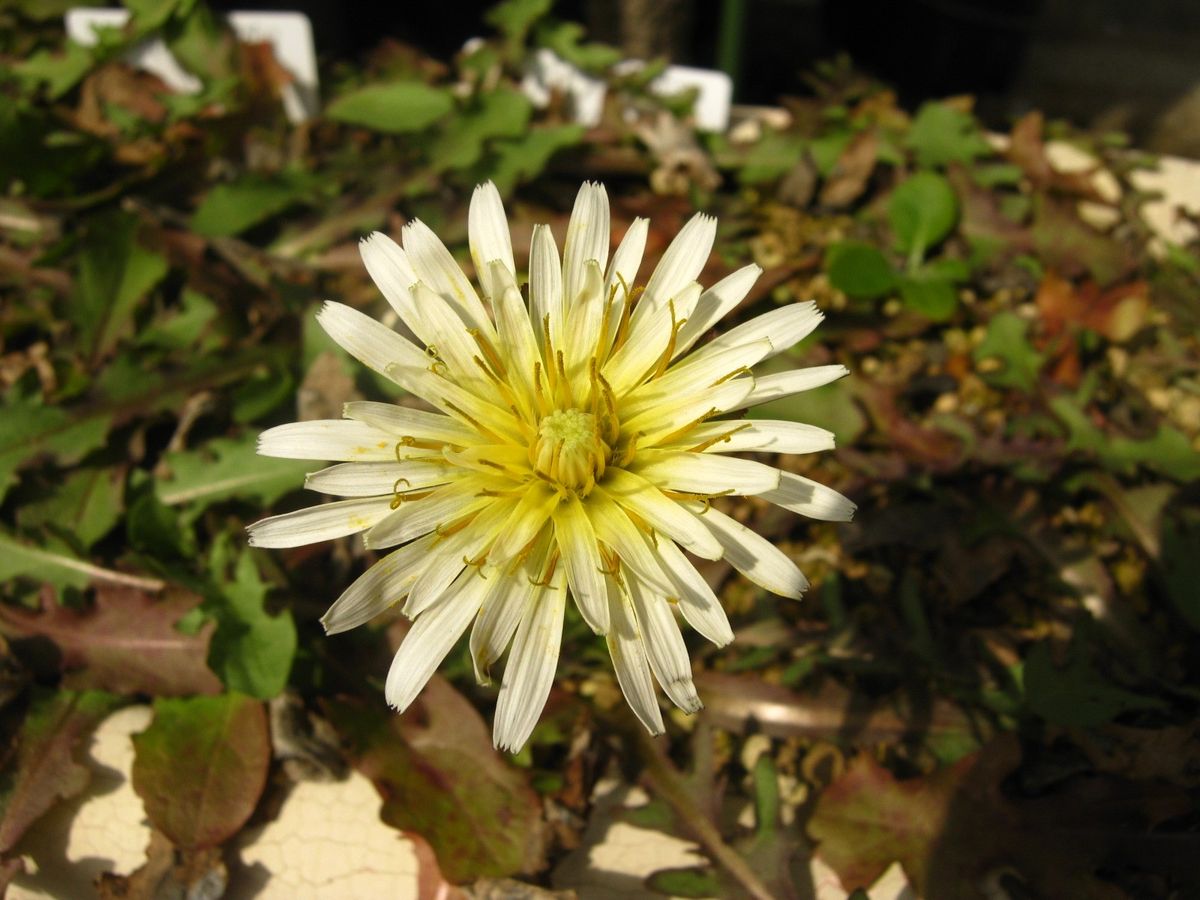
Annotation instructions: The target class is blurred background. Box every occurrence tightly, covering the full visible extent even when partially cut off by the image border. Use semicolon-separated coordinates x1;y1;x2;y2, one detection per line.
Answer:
212;0;1200;156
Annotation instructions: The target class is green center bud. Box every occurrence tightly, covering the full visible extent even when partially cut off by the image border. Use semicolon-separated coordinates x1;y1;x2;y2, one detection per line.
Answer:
533;409;608;495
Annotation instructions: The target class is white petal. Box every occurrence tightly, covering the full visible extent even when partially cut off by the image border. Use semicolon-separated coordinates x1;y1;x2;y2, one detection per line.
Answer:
655;539;733;646
258;420;396;461
565;259;605;388
488;484;559;564
401;219;491;334
400;539;468;619
494;278;543;407
358;233;419;319
320;534;437;634
468;181;515;301
470;541;548;683
631;450;781;496
247;497;393;548
673;420;836;455
304;460;452;497
674;264;762;358
600;216;649;357
315;301;428;383
408;281;485;385
586;492;675;595
342;401;477;445
562;182;610;312
385;569;487;712
698;507;808;599
621;377;755;447
744;365;849;407
606;584;664;735
553;497;610;635
493;571;566;753
627;574;701;714
599;469;722;560
640;213;716;316
603;281;699;397
528;224;562;354
757;471;856;522
364;479;492;549
604;216;648;299
621;338;773;420
698;301;823;362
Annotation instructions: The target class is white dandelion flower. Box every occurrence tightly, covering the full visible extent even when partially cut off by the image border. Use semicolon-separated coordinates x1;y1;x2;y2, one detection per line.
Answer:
248;182;854;752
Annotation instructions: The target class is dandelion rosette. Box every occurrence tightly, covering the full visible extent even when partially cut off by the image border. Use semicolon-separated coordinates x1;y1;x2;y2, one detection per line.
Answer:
248;182;854;752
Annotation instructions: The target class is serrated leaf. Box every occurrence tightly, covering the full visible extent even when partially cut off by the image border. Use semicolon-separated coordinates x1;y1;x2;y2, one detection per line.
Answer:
1024;638;1165;728
0;584;222;696
429;88;533;172
0;532;98;591
888;171;958;259
132;693;270;849
136;287;218;350
974;312;1044;391
905;102;993;168
825;241;895;299
75;211;169;360
0;689;124;854
326;82;454;134
484;125;585;195
192;175;310;237
14;41;95;99
0;399;112;505
1050;396;1200;481
204;539;295;699
155;434;309;511
18;466;125;551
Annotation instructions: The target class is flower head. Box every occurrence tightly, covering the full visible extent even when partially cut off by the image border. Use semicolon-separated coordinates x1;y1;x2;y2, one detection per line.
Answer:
248;182;854;751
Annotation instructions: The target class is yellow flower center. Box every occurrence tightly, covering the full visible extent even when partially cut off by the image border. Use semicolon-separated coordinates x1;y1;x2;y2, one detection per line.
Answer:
533;408;609;496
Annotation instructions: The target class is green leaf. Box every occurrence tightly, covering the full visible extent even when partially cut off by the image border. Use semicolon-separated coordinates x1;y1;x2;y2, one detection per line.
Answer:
326;82;454;134
971;162;1024;188
429;88;533;172
132;693;270;849
888;171;958;260
646;868;722;897
897;270;958;321
204;538;296;699
136;288;217;350
485;0;553;47
164;1;237;84
1024;639;1164;728
19;466;125;551
484;125;585;195
535;20;621;72
973;312;1044;391
192;175;310;237
0;690;124;854
825;241;896;299
905;102;993;168
1049;396;1200;481
13;42;95;99
126;488;195;559
0;532;96;591
155;433;309;511
1162;508;1200;632
0;398;112;504
75;211;169;360
717;128;807;184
